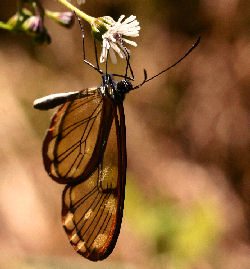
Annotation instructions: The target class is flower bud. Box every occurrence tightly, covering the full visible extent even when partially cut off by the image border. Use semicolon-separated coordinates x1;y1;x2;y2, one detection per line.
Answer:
6;14;18;28
46;11;74;28
22;15;51;44
7;8;32;29
22;15;43;34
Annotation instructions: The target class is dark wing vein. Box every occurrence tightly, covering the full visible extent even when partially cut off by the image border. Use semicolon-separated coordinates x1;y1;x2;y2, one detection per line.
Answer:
55;100;102;142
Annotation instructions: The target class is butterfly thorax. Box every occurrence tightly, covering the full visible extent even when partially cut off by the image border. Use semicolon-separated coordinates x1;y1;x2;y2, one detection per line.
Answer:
99;73;133;102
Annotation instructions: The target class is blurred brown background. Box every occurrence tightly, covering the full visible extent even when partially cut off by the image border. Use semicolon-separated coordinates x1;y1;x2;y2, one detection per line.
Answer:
0;0;249;268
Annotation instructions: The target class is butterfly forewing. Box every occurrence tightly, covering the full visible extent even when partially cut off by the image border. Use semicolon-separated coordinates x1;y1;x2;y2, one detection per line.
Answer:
62;102;126;261
43;88;109;184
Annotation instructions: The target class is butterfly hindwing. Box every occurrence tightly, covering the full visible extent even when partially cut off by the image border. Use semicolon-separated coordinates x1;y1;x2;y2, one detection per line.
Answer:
62;101;126;261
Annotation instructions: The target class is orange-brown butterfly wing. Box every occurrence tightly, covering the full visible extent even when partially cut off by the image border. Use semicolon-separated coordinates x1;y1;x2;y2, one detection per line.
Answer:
42;89;113;184
62;100;126;261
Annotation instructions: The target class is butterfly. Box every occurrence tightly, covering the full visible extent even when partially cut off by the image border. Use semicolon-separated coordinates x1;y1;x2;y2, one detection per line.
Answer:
33;16;200;261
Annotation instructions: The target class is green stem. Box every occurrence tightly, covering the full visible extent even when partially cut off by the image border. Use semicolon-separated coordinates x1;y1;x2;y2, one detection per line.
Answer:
35;0;45;19
17;0;22;15
45;10;55;18
57;0;95;24
0;21;13;30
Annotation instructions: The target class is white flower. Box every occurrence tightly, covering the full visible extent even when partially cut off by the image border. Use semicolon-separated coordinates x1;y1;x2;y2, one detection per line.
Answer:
100;15;140;63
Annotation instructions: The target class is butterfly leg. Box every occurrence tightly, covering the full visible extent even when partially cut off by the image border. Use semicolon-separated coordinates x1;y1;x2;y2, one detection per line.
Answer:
94;39;100;71
121;38;134;80
124;49;134;80
111;39;135;81
75;13;103;74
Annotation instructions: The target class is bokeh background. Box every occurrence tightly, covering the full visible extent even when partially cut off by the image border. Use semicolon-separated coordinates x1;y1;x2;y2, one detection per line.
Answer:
0;0;249;268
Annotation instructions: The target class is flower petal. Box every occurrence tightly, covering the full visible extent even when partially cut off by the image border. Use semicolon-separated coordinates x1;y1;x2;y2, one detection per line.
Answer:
123;15;136;24
109;47;117;63
122;38;137;47
110;42;126;59
117;15;125;24
100;39;110;63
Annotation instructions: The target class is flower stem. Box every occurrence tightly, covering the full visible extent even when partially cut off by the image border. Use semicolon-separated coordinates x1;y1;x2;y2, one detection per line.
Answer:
57;0;95;24
17;0;22;15
45;9;55;18
0;21;13;30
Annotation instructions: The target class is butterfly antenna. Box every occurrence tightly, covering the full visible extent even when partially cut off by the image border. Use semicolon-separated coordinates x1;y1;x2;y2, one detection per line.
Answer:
133;37;201;90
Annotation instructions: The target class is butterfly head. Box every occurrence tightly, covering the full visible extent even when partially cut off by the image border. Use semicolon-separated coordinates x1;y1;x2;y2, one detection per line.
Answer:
116;79;133;99
101;73;133;101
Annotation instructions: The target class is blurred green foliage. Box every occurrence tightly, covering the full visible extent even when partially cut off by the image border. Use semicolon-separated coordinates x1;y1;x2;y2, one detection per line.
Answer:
126;174;221;268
